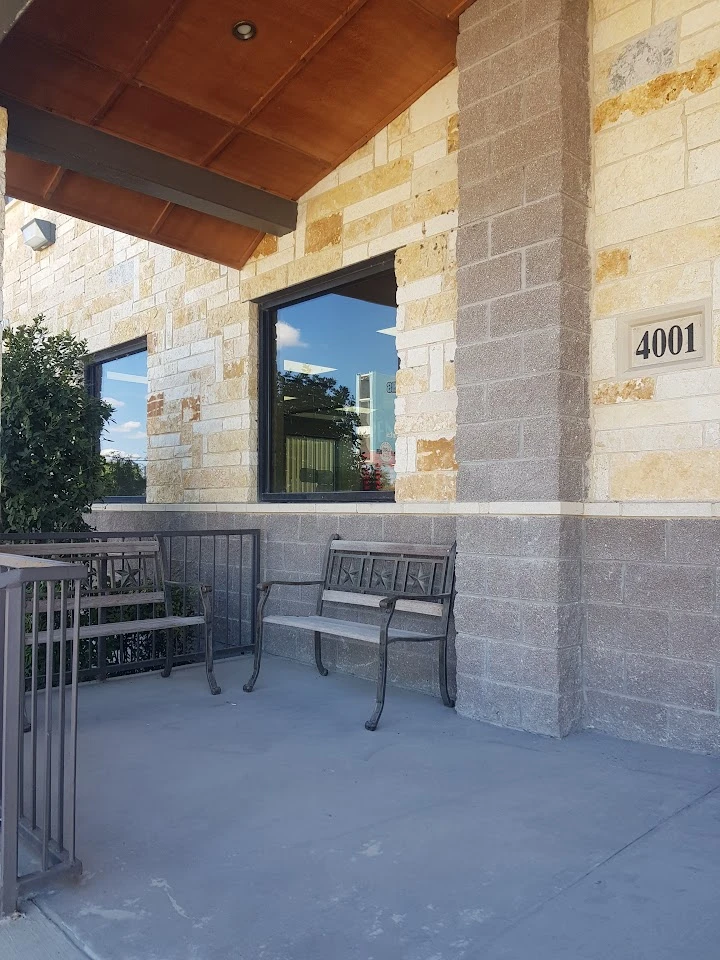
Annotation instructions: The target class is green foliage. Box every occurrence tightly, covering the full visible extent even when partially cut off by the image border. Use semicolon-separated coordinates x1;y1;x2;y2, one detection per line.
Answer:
1;317;113;532
101;454;147;498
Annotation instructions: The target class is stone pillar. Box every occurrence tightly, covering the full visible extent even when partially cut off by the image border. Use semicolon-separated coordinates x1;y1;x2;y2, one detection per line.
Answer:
453;0;590;736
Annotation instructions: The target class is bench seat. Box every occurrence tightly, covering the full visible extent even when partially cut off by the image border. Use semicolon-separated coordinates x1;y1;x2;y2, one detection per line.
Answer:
28;614;205;645
263;614;443;645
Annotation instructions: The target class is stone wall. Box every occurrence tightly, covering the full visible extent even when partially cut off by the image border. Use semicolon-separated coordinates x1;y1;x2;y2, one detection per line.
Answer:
2;71;460;505
591;0;720;501
584;516;720;752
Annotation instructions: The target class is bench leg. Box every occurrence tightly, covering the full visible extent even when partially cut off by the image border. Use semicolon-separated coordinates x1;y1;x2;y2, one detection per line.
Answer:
204;621;221;695
439;635;455;709
365;634;389;731
314;631;328;677
243;617;264;693
161;630;174;678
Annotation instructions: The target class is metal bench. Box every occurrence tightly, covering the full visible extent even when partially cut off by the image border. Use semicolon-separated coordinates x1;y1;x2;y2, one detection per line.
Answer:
244;536;456;729
1;536;220;695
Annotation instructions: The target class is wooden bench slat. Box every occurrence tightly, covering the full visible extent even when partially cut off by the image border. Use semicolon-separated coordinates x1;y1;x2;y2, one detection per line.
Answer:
0;540;160;557
330;540;450;558
263;614;442;644
25;591;166;614
27;615;205;645
322;589;443;617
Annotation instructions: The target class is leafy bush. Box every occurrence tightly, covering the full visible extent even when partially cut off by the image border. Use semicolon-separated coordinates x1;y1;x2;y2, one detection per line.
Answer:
1;316;112;532
101;454;147;498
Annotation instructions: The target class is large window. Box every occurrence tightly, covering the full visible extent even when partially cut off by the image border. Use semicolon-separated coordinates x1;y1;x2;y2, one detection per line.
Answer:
87;340;148;500
260;257;398;501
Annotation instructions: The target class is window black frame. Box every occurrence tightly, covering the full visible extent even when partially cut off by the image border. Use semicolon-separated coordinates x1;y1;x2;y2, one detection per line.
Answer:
257;253;398;503
86;337;148;504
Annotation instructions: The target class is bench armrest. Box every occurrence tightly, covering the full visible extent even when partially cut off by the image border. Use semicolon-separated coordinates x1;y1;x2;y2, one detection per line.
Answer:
258;579;325;592
164;579;212;594
378;590;454;609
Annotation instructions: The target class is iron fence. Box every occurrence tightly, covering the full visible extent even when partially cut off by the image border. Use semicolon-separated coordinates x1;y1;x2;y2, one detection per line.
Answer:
0;552;86;916
0;530;260;683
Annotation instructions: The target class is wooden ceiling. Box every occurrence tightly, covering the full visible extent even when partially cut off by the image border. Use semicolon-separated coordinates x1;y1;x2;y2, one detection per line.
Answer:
2;0;470;268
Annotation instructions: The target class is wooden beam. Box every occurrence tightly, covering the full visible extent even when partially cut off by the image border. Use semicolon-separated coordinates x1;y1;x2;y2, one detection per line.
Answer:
2;97;297;235
0;0;32;41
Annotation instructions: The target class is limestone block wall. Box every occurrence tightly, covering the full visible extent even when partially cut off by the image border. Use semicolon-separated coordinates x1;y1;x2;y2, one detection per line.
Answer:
2;72;460;505
591;0;720;501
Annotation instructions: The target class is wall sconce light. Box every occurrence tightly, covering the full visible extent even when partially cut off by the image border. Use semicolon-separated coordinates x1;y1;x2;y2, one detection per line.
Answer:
21;218;56;251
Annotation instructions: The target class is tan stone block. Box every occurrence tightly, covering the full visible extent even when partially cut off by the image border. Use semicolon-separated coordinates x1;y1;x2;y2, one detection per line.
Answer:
593;0;652;54
689;140;720;184
391;181;459;231
610;449;720;498
416;437;457;471
680;23;720;64
307;157;412;222
305;212;343;253
180;423;193;445
400;120;448;158
343;208;393;246
396;367;429;395
594;140;685;215
594;181;720;248
395;235;448;286
594;104;683;168
223;358;246;380
687;100;720;147
444;360;456;390
596;248;630;283
147;393;164;418
185;261;221;289
447;113;459;154
206;429;247;454
395;472;456;502
627;220;720;273
396;412;456;434
402;288;457;330
214;378;246;402
408;71;457;132
181;396;201;423
594;261;712;315
388;110;410;143
240;265;288;301
593;377;655;404
252;234;279;259
411;151;458;196
287;247;343;286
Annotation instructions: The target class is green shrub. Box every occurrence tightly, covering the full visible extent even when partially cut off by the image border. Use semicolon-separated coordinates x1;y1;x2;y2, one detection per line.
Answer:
1;316;112;532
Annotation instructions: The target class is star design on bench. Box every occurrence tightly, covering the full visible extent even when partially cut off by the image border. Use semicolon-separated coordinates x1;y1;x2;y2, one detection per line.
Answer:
338;559;362;588
407;563;432;594
370;562;395;591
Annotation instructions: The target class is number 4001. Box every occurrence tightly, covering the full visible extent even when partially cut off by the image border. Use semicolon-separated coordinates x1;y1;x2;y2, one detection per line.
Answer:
635;322;697;361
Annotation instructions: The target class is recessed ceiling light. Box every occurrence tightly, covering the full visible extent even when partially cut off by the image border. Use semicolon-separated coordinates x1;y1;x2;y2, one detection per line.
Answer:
232;20;257;41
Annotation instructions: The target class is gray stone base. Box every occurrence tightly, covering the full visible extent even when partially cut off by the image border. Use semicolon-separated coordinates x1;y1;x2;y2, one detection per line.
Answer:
91;509;720;755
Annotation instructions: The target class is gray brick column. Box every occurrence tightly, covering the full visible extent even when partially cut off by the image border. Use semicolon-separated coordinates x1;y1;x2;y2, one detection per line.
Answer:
453;0;590;736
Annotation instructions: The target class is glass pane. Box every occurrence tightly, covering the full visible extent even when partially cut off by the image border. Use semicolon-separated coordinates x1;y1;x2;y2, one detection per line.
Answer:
99;350;148;498
270;270;397;495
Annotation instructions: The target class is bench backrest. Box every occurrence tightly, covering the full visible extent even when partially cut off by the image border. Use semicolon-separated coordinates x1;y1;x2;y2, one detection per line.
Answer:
0;537;167;609
319;537;456;623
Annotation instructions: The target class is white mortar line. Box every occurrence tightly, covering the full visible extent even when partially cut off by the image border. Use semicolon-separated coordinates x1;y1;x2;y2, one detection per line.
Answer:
92;501;720;519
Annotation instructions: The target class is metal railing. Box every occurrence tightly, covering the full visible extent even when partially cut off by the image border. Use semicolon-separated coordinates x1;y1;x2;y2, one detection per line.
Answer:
0;530;260;682
0;552;87;916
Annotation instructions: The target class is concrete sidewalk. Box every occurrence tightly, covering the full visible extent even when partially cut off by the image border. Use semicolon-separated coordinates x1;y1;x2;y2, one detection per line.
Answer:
0;903;87;960
15;655;720;959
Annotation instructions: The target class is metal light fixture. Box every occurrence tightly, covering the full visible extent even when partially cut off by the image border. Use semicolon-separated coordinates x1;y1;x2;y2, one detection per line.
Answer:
21;218;56;251
232;20;257;41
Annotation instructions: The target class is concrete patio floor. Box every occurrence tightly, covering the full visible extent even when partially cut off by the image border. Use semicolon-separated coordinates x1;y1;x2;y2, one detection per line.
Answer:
21;654;720;960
